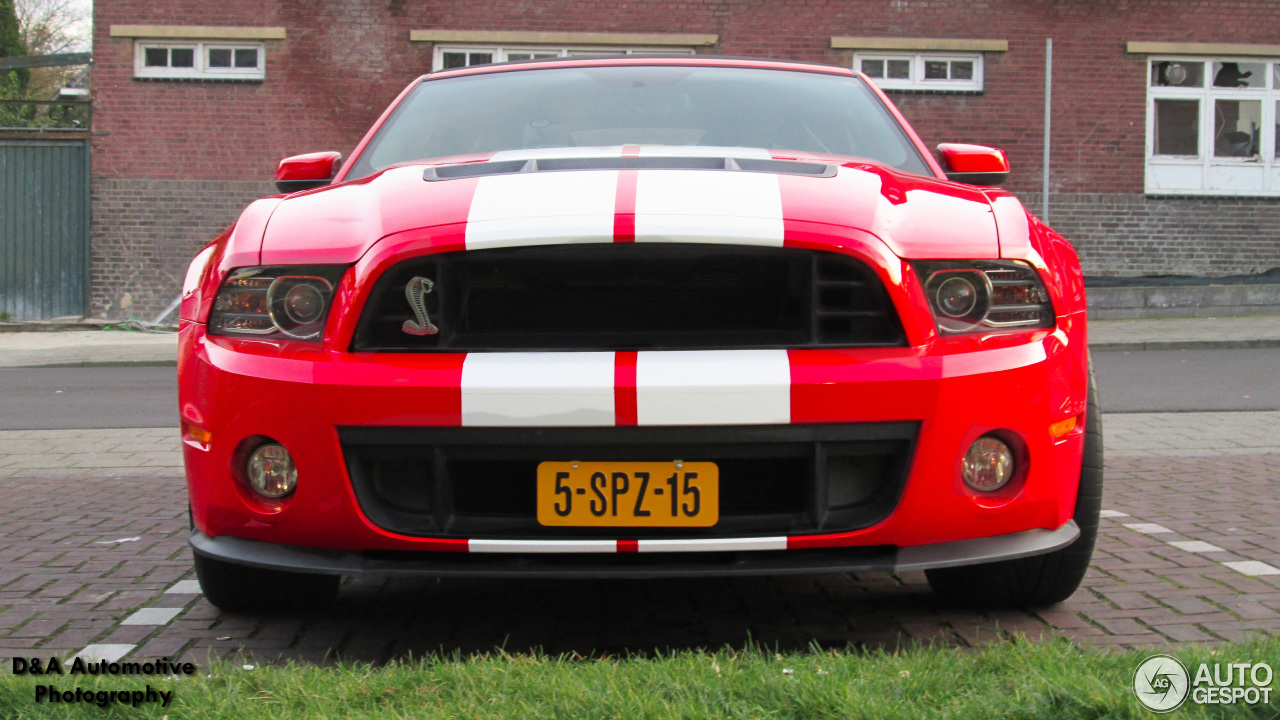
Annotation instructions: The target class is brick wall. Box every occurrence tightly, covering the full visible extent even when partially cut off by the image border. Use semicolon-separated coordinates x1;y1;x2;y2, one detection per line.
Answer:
91;0;1280;318
89;179;272;318
1035;194;1280;277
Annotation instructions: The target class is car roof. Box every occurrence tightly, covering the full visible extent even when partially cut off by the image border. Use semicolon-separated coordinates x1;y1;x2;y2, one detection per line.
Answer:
423;54;858;82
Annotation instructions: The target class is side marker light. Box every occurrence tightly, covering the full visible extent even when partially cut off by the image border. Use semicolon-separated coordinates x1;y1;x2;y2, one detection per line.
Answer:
1049;416;1079;438
183;422;212;444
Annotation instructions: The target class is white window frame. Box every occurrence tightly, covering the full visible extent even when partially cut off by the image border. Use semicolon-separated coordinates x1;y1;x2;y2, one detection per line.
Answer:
853;52;983;92
134;40;266;80
432;45;695;72
1146;56;1279;195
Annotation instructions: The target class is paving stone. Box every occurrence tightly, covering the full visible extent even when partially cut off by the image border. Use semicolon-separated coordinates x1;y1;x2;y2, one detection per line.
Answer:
1168;540;1227;553
1152;623;1217;642
1224;561;1280;577
121;607;184;626
72;644;136;662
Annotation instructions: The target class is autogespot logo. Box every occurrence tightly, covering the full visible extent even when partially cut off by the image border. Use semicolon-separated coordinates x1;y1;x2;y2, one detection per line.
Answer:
1133;654;1275;713
1134;655;1190;713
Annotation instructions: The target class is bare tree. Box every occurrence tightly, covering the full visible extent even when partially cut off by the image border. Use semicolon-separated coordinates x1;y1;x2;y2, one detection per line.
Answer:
14;0;89;98
16;0;88;54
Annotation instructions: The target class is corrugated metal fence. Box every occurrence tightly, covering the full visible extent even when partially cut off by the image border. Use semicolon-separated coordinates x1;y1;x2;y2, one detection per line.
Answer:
0;138;90;320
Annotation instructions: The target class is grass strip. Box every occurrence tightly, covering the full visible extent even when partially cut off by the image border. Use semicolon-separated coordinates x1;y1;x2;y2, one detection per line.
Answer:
2;636;1277;719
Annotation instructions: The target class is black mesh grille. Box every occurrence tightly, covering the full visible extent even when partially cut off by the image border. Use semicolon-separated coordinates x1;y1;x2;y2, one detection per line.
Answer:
351;244;904;352
340;424;917;540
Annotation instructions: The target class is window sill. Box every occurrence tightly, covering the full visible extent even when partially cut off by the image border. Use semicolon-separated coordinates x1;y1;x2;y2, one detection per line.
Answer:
1143;189;1280;198
133;77;264;83
880;88;985;96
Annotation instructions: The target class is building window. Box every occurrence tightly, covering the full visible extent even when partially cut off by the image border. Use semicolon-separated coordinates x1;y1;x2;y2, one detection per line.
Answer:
433;46;694;71
854;53;983;92
1146;57;1280;195
134;41;265;80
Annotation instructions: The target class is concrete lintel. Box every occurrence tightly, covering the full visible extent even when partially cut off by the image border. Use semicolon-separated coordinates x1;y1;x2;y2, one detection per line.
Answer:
831;37;1007;52
1127;41;1280;57
109;25;287;40
409;30;717;47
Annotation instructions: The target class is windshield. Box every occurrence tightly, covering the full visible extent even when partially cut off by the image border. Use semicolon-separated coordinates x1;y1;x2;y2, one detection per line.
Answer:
346;64;931;179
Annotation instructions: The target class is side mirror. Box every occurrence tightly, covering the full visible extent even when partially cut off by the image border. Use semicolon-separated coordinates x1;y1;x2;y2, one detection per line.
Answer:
275;151;342;193
936;144;1010;186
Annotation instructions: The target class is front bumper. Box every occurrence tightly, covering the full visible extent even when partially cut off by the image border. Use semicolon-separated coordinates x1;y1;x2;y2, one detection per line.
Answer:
180;316;1089;560
190;520;1079;579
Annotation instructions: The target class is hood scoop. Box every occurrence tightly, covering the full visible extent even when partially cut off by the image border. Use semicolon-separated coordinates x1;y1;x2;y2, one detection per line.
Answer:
422;155;836;181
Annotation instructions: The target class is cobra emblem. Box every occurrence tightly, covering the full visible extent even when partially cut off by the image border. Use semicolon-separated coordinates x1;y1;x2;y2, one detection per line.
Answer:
401;276;439;336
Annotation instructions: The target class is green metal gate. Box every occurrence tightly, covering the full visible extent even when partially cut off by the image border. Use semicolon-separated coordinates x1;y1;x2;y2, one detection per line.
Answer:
0;135;90;320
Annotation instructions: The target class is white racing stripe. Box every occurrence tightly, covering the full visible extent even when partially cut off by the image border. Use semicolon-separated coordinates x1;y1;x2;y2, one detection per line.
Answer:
635;350;791;425
634;169;784;246
490;146;625;161
636;145;773;159
637;537;788;553
461;353;615;426
469;539;618;554
465;170;619;250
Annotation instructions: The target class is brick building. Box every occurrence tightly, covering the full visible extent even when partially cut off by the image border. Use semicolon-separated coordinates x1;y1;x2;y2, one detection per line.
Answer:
90;0;1280;319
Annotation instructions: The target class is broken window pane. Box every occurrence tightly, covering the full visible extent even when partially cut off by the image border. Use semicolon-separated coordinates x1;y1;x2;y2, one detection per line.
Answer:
234;49;258;68
1151;60;1203;87
924;60;948;79
1153;99;1199;156
442;52;467;69
144;48;168;67
1213;99;1261;157
1212;61;1265;89
887;59;910;79
951;61;974;80
860;59;885;78
170;48;195;68
208;49;232;68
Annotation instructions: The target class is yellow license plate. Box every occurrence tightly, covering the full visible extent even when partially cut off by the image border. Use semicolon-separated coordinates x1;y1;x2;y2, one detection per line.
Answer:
536;461;719;527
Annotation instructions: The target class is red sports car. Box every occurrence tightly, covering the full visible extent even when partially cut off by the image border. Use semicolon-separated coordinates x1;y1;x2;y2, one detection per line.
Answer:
178;56;1102;612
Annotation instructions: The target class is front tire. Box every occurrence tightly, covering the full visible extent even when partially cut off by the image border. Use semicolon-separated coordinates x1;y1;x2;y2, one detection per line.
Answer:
193;551;340;614
926;363;1104;608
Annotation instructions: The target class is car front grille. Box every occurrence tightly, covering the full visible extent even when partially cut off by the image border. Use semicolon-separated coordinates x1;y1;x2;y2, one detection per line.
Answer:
339;423;917;540
351;243;905;352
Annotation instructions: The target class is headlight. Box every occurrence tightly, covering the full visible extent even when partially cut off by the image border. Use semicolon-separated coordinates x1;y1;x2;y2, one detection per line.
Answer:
912;260;1054;335
208;265;347;341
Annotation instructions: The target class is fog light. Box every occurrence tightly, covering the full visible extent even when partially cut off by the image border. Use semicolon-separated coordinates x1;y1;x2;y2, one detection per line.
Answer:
962;436;1014;492
246;443;297;498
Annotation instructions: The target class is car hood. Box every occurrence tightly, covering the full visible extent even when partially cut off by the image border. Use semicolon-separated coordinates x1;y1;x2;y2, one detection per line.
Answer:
259;146;1001;265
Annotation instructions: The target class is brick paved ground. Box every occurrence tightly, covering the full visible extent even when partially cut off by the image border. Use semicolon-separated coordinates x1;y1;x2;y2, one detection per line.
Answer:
0;413;1277;665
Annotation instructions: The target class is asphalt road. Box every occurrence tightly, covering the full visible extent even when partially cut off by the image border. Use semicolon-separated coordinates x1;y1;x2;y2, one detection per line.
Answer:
0;366;179;430
0;348;1277;430
1092;347;1280;413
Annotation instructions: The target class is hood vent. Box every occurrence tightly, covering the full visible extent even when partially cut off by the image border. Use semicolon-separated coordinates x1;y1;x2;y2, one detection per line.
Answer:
423;155;836;181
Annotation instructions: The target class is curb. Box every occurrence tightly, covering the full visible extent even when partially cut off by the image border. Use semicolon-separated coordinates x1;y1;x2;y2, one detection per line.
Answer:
1091;339;1280;352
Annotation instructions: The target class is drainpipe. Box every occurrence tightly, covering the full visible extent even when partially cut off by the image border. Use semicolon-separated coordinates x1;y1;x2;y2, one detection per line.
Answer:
1043;38;1052;222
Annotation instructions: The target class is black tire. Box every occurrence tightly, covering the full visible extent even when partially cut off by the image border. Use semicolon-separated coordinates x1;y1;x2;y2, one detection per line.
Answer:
926;362;1104;608
193;551;340;614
